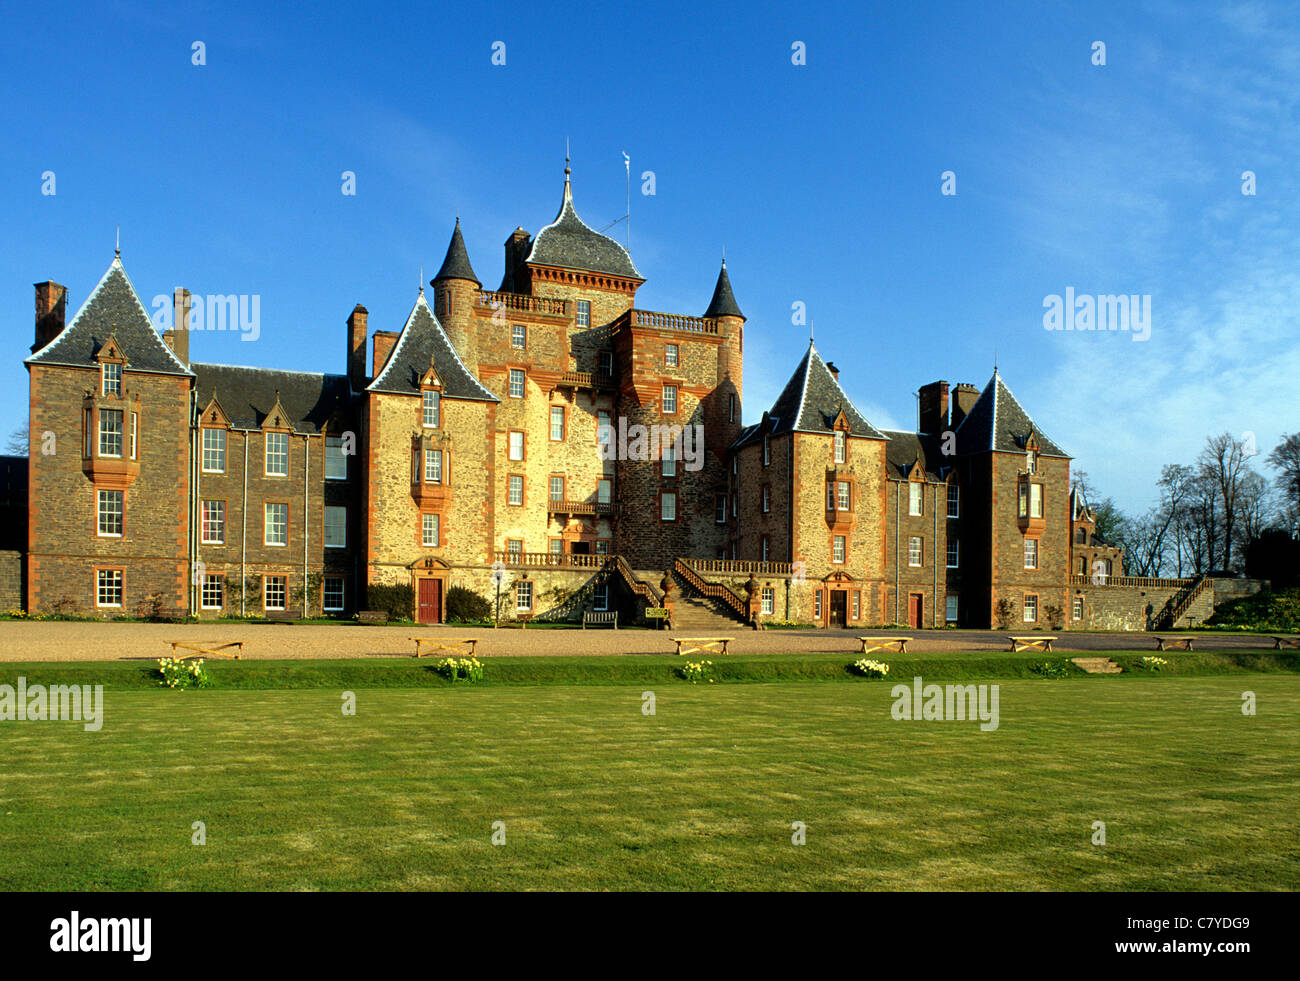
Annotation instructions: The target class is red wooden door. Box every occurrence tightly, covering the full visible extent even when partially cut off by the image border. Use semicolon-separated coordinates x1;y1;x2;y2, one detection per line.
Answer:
418;578;442;624
907;594;922;629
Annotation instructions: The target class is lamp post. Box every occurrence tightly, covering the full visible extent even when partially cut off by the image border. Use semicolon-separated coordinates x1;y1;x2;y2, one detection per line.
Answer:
491;561;506;629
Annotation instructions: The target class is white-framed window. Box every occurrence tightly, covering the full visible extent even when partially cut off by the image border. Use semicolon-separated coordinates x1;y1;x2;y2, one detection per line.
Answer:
761;587;774;615
814;591;822;619
101;362;122;396
550;405;565;441
512;324;527;349
715;495;726;524
1024;538;1039;569
575;300;590;328
1072;596;1083;620
201;574;224;611
597;409;612;447
662;385;677;415
947;483;960;518
325;506;347;548
761;536;770;562
837;481;850;511
661;491;677;521
595;539;610;555
99;409;123;458
946;595;959;622
1019;483;1029;517
97;489;123;537
83;409;92;458
762;485;771;512
908;536;923;567
662;445;676;478
852;592;861;620
549;476;565;501
763;436;770;466
593;582;609;611
947;539;959;568
325;435;347;480
264;575;287;611
826;482;835;511
265;503;288;546
665;343;679;367
424;448;443;484
323;577;344;612
508;475;524;506
265;431;289;477
1026;449;1037;474
422;512;439;547
96;569;123;608
422;390;440;428
908;482;923;516
130;412;138;460
201;500;225;544
834;430;845;463
1030;483;1043;519
833;535;846;564
506;539;523;558
598;478;612;504
1023;594;1038;622
508;431;524;461
516;580;533;612
509;369;525;398
202;428;226;473
548;538;563;556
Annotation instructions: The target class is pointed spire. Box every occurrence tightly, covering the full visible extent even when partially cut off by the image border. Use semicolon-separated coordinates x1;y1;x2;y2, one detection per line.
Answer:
703;259;745;320
431;217;480;287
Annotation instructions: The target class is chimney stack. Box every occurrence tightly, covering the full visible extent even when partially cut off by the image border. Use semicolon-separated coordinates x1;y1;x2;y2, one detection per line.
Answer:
32;281;67;353
372;330;400;378
163;288;191;365
500;227;530;293
347;304;369;389
826;361;839;382
918;380;949;436
950;383;980;431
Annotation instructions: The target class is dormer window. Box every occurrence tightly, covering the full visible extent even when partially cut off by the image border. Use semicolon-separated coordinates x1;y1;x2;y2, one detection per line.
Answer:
422;390;440;428
834;430;846;464
908;482;923;517
102;362;122;397
265;432;289;477
763;435;770;466
1026;449;1037;474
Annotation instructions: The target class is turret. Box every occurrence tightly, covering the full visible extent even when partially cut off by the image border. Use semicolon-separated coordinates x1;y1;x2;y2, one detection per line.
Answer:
704;259;745;452
431;218;481;373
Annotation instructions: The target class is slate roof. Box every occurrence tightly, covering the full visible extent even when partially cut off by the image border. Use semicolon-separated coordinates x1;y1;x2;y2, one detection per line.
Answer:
367;291;499;401
954;369;1069;457
525;175;642;280
25;256;193;376
734;343;886;448
432;218;480;286
703;260;744;320
879;429;949;481
193;363;352;434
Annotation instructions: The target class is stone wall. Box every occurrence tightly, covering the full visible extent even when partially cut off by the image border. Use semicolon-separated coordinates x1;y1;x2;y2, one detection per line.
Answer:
0;550;23;611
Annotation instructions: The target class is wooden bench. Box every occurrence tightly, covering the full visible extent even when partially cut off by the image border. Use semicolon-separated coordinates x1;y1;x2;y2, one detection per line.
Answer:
1156;636;1195;652
1272;636;1300;650
673;637;734;657
1009;635;1057;653
358;610;389;624
857;636;909;655
168;641;243;661
410;637;479;659
582;610;618;629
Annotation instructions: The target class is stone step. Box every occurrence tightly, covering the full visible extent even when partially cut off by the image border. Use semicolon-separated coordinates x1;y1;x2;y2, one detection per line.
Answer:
1071;657;1123;674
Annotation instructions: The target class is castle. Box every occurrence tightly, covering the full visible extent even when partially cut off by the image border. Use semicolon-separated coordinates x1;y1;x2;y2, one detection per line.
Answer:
18;161;1192;631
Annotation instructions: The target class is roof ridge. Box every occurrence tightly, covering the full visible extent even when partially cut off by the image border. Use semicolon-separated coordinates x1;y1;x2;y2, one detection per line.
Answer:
367;292;498;401
993;372;1068;457
192;361;344;379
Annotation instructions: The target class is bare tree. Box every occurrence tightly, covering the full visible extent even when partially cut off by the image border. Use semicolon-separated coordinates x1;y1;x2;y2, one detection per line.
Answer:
4;426;28;456
1267;433;1300;534
1234;470;1275;560
1197;433;1253;571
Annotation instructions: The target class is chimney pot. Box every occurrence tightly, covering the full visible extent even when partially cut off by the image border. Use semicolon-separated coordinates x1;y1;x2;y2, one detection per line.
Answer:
347;304;369;389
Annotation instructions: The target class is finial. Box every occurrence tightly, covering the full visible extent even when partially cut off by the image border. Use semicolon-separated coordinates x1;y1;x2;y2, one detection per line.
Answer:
722;245;726;266
419;263;424;294
565;137;571;179
115;225;120;259
810;318;815;345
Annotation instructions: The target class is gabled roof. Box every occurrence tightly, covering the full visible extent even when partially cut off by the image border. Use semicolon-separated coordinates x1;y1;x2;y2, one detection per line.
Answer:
432;218;480;286
367;291;498;401
954;369;1069;457
703;260;744;320
25;256;193;376
525;170;642;280
879;429;949;481
733;342;886;448
191;363;351;434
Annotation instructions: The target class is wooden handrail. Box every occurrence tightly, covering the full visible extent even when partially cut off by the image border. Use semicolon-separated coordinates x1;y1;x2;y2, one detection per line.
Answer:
673;558;747;617
610;555;662;605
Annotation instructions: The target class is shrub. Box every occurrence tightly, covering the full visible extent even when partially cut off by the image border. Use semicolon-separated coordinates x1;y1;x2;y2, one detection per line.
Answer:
365;583;414;622
994;599;1015;629
434;656;483;683
1139;656;1168;672
676;660;714;683
446;585;491;623
1030;660;1072;678
850;658;890;678
157;657;212;690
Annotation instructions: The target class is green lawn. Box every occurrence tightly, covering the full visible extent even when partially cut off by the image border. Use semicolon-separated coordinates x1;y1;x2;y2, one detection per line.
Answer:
0;674;1296;890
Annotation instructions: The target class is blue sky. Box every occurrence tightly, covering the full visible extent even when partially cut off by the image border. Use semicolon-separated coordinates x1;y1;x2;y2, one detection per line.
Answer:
3;0;1297;512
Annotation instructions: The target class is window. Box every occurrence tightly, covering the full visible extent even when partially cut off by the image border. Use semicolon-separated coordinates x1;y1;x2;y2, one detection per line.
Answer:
837;481;850;511
1030;483;1043;519
598;478;612;504
265;503;288;546
729;394;736;423
814;591;822;619
661;491;677;521
422;390;440;428
597;410;612;446
762;485;771;512
549;476;565;501
508;475;524;505
96;569;122;608
422;512;439;547
947;539;959;568
97;490;123;537
509;369;525;398
763;436;770;466
1024;539;1039;570
201;574;224;610
201;500;225;544
946;595;959;622
1018;483;1029;518
908;536;923;567
325;506;347;548
202;428;226;473
834;430;845;463
265;432;288;477
548;539;563;556
826;482;835;511
947;484;960;518
325;435;347;480
595;539;609;555
512;324;526;349
324;577;344;612
665;343;679;367
424;449;443;484
662;445;676;478
833;536;846;564
102;362;122;396
662;385;677;414
516;580;533;611
852;592;861;620
508;431;524;461
761;587;774;615
550;406;565;441
1023;594;1038;622
265;575;287;611
1026;449;1037;474
594;582;609;610
1076;528;1088;544
715;495;726;524
598;350;613;375
506;539;523;558
1071;596;1083;621
575;300;591;328
83;409;92;457
99;409;123;457
1079;557;1089;575
908;482;923;516
761;536;770;562
130;413;138;460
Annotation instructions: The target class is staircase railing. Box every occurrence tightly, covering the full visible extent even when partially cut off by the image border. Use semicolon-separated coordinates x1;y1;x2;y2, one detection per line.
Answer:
609;555;662;606
1157;574;1210;628
673;558;748;620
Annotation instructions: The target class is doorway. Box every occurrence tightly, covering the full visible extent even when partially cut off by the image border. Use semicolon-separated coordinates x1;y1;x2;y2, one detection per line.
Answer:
417;578;443;624
829;590;848;628
907;593;923;629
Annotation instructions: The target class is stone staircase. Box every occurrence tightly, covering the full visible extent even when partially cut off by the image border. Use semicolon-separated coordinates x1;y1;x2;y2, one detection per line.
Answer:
669;570;748;632
1071;656;1123;675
